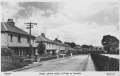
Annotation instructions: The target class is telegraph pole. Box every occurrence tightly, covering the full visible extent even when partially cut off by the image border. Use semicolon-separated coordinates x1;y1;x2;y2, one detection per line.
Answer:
24;22;37;58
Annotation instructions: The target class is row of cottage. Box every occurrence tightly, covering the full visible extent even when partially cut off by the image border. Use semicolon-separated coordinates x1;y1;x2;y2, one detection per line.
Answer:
1;19;75;57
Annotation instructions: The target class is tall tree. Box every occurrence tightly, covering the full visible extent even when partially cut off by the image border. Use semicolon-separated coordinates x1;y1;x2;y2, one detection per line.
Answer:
101;35;119;53
37;41;45;55
81;45;89;49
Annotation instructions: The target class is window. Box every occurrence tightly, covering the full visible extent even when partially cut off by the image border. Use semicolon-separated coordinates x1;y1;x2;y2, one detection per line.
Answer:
18;35;21;42
48;43;49;47
27;37;29;43
10;34;13;42
33;38;34;44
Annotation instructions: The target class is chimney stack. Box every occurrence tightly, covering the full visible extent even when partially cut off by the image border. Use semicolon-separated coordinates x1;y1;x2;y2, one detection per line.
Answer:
7;19;15;26
41;33;45;37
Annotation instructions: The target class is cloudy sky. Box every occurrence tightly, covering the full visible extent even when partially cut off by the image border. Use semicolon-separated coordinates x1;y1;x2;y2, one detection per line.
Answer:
1;0;119;46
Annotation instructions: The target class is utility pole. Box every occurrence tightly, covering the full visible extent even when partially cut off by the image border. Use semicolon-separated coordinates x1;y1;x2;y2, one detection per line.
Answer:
24;22;37;58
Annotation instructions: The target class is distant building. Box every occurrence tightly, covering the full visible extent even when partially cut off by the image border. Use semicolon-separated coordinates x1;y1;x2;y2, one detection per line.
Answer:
74;45;83;51
1;19;37;57
93;46;103;51
72;45;83;54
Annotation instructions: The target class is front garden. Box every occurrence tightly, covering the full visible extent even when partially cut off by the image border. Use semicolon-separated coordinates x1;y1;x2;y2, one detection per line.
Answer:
1;47;30;71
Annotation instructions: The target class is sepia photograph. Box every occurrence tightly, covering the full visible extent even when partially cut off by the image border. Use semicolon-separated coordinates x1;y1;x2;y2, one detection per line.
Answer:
0;0;119;75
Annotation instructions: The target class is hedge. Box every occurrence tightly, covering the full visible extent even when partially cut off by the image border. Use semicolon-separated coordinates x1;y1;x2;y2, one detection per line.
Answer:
91;53;119;71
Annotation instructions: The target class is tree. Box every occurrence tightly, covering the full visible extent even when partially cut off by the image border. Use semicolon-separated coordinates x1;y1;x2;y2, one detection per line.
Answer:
81;45;89;48
37;41;46;55
101;35;119;53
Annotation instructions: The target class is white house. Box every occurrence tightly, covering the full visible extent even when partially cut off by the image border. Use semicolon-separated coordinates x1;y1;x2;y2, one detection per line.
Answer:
35;33;71;55
1;19;37;57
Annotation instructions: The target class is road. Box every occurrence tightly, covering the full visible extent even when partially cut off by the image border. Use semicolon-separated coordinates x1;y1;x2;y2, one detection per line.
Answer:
18;55;89;72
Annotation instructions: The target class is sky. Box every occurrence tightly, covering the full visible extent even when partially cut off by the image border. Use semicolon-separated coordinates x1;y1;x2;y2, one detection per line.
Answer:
1;0;119;46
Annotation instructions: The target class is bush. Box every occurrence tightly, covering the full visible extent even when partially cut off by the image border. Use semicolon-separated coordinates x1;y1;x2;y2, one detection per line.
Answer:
1;47;12;56
1;56;28;71
38;55;57;62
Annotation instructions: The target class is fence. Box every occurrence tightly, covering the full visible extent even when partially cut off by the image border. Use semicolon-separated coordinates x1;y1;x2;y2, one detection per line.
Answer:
91;53;119;71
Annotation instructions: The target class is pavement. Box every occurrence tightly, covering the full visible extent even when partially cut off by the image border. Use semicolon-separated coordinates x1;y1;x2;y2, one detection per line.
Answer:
85;55;96;71
7;55;96;72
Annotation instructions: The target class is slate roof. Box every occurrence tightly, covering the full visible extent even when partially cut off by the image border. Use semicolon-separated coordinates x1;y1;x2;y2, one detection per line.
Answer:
63;43;70;47
73;46;83;51
36;35;53;43
1;22;35;37
53;40;62;45
36;35;70;47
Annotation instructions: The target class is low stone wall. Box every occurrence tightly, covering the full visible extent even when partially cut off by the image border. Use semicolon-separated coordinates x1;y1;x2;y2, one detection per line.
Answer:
91;53;119;71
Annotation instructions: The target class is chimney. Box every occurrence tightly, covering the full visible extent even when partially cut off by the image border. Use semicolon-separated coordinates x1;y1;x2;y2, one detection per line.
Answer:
7;19;15;26
55;38;58;41
41;33;45;37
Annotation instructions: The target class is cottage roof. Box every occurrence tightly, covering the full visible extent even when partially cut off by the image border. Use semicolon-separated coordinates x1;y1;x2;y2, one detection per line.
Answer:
1;22;35;37
36;35;69;47
63;43;70;47
53;40;60;44
36;33;70;47
36;35;53;43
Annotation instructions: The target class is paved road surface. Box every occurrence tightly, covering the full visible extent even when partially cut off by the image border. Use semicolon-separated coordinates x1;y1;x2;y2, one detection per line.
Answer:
18;55;89;72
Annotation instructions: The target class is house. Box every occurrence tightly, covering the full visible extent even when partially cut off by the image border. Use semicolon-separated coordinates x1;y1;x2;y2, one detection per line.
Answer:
72;45;83;54
93;46;103;51
35;33;71;55
36;33;56;55
1;19;37;57
74;45;83;51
